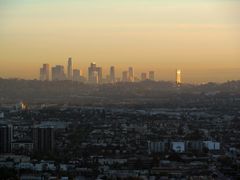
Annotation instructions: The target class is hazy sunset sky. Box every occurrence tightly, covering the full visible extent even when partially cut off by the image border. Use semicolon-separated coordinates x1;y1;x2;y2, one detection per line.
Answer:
0;0;240;83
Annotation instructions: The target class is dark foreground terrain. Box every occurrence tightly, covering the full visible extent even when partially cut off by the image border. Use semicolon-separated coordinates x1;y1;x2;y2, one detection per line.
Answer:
0;79;240;179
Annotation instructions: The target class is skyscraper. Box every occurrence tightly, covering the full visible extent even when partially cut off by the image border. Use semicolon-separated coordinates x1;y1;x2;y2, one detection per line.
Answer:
149;71;155;81
52;65;66;81
96;67;102;83
39;64;50;81
88;62;102;84
110;66;115;83
79;69;83;76
67;57;73;81
73;69;80;82
79;69;85;82
176;69;182;86
122;71;128;82
40;68;44;81
33;126;55;153
92;71;99;84
128;67;134;82
0;124;12;153
141;73;147;81
88;62;97;84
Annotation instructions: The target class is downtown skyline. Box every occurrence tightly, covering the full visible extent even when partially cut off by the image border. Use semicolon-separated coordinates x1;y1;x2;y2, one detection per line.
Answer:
0;0;240;83
1;57;240;84
39;59;159;84
1;1;240;179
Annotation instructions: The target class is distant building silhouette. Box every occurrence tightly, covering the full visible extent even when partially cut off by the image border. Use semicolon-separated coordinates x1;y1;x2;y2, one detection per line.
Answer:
141;73;147;81
73;69;80;82
96;67;102;83
122;71;128;82
38;61;162;83
110;66;115;83
39;64;50;81
52;65;66;81
88;62;96;84
67;57;73;81
149;71;155;81
88;62;102;84
128;67;134;82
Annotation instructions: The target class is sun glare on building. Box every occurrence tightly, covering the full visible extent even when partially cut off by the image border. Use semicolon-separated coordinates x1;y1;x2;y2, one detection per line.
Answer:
176;69;182;86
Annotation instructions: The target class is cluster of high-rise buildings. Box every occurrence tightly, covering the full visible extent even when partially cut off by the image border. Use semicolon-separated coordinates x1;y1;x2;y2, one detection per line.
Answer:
39;58;182;85
121;68;155;83
40;58;84;82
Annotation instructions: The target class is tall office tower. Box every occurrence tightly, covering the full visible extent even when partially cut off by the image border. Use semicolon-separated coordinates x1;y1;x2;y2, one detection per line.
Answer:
73;69;80;82
176;69;182;86
0;124;12;153
39;64;50;81
88;62;96;84
141;73;147;81
110;66;115;83
128;67;134;82
79;69;83;76
43;64;50;81
67;57;73;81
149;71;155;81
40;68;44;81
88;62;101;84
122;71;128;82
92;71;99;84
90;62;97;70
96;67;103;83
51;67;57;81
52;65;66;81
79;69;85;82
33;126;55;153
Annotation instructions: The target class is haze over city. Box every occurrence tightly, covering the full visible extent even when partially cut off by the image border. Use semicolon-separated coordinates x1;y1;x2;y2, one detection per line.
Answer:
2;1;240;179
0;0;240;83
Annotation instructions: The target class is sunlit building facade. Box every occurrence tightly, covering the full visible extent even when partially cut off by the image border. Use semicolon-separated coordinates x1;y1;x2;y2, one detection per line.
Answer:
176;69;182;86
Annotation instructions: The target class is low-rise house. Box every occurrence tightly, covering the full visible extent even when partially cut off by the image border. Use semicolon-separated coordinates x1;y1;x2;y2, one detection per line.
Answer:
203;141;220;151
171;142;185;153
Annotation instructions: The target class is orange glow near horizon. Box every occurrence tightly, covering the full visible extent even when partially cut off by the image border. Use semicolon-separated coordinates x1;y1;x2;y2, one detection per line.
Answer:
0;0;240;83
